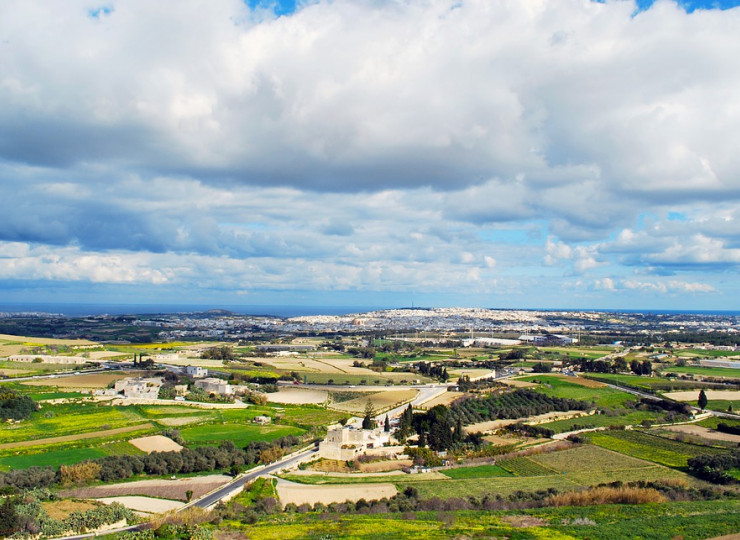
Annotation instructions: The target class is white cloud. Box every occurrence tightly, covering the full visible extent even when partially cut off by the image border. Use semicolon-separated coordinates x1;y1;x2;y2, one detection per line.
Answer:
0;1;738;306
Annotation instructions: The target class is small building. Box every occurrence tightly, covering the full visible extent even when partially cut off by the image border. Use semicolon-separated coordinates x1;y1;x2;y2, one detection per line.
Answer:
174;384;189;396
185;366;208;378
195;377;233;395
114;377;163;399
253;415;271;425
318;426;392;461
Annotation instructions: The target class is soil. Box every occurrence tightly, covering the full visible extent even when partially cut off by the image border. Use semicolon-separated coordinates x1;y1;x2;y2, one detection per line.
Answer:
97;496;185;514
60;474;231;502
275;478;397;506
663;424;740;443
664;390;740;401
129;435;183;453
42;500;99;520
267;388;328;405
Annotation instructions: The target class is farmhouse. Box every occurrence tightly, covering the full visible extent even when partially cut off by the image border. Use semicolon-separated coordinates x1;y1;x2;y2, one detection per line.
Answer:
318;425;392;461
195;377;233;395
114;377;163;399
253;415;271;425
185;365;208;378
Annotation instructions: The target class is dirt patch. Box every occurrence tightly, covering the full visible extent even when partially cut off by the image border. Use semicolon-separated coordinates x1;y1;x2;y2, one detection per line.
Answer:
97;496;185;514
129;435;183;453
329;389;418;415
42;500;99;520
568;376;607;388
0;368;33;376
276;478;397;506
308;459;352;473
60;474;231;502
500;379;538;388
0;423;155;450
268;388;328;405
500;515;548;528
158;416;207;427
418;392;465;409
664;390;740;401
358;459;412;473
663;424;740;443
483;434;525;446
22;372;133;388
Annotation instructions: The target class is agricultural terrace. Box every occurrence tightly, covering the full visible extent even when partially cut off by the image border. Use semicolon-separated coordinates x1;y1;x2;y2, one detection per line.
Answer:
282;444;691;501
220;500;740;539
518;374;633;408
661;365;740;379
0;392;349;471
586;429;727;468
675;349;740;358
328;389;418;415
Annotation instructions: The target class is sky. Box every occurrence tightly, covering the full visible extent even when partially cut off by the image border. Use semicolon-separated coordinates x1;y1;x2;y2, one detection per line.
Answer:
1;0;740;312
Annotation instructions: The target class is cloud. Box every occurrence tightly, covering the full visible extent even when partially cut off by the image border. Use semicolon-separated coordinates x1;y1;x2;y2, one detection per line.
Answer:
0;0;738;307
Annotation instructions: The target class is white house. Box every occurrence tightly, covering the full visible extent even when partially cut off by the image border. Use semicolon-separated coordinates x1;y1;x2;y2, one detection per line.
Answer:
185;366;207;378
318;426;392;461
114;377;163;399
195;377;233;395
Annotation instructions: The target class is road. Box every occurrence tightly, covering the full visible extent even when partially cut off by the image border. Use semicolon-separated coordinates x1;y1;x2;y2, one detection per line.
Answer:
193;445;319;509
599;378;740;420
51;445;320;540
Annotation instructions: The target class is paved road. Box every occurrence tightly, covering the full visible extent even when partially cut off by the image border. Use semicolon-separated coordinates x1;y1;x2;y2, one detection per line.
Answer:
193;446;319;509
51;445;320;540
600;379;740;419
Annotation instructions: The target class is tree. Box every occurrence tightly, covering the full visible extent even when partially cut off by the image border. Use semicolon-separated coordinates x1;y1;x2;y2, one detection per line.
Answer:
698;390;708;410
384;415;390;432
0;497;19;537
362;400;375;430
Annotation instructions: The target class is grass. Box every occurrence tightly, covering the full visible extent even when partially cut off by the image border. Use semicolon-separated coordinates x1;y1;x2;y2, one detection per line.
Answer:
498;457;557;476
520;375;632;407
278;404;350;427
587;430;725;468
536;410;660;433
675;349;740;358
662;366;740;379
0;404;145;444
178;423;305;446
529;445;655;474
441;464;513;479
0;438;144;471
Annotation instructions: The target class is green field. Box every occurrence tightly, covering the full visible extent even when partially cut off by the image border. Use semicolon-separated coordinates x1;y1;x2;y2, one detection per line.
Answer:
284;445;688;503
178;423;305;446
497;457;556;476
520;375;633;407
675;349;740;358
587;429;725;468
537;410;659;433
441;464;513;479
663;366;740;379
0;404;144;444
231;501;740;540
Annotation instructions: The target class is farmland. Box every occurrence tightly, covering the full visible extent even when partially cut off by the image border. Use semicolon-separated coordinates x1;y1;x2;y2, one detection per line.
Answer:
233;500;740;540
328;389;418;414
587;429;726;468
520;375;633;407
178;423;305;446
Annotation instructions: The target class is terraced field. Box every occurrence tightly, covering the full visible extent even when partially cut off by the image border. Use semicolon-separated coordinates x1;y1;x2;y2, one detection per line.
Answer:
587;429;726;468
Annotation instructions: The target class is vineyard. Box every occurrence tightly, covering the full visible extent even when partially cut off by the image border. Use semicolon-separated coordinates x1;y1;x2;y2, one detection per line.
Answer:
498;457;556;476
449;388;590;425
